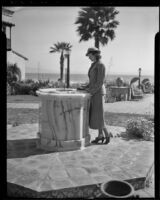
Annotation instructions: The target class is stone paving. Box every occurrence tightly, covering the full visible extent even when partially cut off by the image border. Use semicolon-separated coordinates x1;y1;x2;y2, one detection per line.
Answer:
7;123;154;198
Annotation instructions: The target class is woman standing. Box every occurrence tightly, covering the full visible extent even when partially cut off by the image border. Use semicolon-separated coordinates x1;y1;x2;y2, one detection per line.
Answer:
82;47;110;144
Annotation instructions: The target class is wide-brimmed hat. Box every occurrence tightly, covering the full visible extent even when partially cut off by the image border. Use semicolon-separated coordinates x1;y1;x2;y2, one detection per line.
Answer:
86;47;101;56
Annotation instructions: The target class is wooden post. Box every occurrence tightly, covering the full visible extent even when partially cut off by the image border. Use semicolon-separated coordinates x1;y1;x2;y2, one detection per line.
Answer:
138;68;141;89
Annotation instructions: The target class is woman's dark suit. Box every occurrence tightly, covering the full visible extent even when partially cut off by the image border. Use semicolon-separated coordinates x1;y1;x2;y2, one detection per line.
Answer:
86;60;106;129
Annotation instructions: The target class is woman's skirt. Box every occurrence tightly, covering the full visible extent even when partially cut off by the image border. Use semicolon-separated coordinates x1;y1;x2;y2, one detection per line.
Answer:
89;92;105;129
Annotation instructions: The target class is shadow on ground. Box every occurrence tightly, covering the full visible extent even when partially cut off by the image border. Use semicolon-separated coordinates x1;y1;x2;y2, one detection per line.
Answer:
120;132;148;142
7;139;54;159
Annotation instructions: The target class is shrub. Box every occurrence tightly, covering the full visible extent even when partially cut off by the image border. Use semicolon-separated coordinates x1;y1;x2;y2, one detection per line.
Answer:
30;82;40;92
105;79;129;88
105;80;117;87
7;83;11;95
116;77;124;87
7;63;21;85
123;81;129;87
14;82;32;95
14;82;42;95
13;80;51;95
126;117;154;140
25;79;35;84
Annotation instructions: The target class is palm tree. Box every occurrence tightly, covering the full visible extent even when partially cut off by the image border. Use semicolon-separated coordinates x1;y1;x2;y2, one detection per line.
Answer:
7;63;21;84
7;63;21;95
75;7;119;49
49;42;72;81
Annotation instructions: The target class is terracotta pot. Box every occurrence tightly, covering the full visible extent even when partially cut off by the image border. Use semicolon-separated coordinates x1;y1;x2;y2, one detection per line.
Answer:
101;180;134;198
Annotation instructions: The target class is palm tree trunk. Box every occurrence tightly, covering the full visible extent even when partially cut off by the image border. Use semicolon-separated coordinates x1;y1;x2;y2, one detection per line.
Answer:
60;52;64;81
95;36;99;49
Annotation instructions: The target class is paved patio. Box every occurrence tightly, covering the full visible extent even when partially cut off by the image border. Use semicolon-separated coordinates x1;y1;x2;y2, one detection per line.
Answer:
7;123;154;198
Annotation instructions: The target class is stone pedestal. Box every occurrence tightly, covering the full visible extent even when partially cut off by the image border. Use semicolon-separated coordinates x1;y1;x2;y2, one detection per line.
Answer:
36;88;91;152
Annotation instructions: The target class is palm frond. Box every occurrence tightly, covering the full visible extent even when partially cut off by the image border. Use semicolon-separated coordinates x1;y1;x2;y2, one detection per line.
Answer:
75;6;119;47
79;32;92;42
7;63;21;81
49;47;58;53
99;37;109;46
105;29;115;40
103;20;119;29
50;42;72;53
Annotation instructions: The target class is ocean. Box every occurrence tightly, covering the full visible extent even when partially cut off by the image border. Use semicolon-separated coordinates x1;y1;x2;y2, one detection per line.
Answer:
26;73;154;84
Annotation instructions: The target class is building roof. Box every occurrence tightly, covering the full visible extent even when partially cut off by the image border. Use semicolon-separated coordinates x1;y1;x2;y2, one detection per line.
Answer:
12;50;29;61
2;7;15;16
2;7;15;27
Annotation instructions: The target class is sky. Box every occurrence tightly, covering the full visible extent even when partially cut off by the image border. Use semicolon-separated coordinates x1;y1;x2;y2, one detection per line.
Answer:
11;6;159;76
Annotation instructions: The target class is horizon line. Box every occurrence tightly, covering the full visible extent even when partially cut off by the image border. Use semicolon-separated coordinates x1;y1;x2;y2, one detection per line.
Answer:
26;72;154;76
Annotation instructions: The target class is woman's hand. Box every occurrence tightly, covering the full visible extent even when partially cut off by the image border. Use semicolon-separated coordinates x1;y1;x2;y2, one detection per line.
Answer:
85;88;93;96
77;83;88;90
77;86;85;90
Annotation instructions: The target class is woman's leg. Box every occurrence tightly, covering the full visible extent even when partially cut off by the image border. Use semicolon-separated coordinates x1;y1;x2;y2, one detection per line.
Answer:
98;128;104;138
102;95;110;139
103;125;110;138
91;128;104;143
103;124;110;144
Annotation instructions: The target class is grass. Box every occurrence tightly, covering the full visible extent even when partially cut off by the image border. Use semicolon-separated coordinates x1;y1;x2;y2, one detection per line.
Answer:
7;108;39;124
7;95;40;103
7;108;149;127
104;112;150;127
7;95;152;127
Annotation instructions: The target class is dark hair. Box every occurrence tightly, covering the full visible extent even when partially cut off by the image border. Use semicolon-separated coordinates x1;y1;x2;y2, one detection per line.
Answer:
92;52;101;61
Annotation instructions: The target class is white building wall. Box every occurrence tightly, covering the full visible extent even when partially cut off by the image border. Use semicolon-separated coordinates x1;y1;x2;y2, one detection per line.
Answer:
5;26;10;39
2;13;13;24
7;51;26;80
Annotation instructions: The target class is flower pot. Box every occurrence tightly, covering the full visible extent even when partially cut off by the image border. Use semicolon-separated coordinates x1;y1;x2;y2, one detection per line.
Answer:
101;180;134;198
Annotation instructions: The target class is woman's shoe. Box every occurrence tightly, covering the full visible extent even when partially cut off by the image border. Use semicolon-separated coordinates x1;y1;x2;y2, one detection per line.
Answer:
91;136;105;144
104;136;110;144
